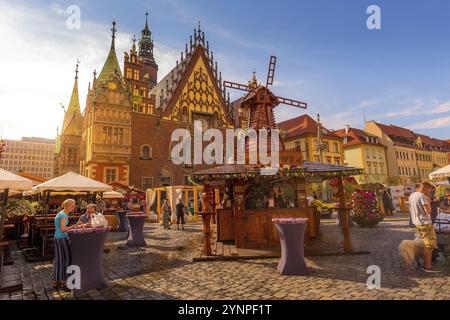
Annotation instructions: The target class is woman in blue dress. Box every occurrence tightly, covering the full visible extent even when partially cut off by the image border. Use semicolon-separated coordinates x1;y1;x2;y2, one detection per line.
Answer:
52;199;78;290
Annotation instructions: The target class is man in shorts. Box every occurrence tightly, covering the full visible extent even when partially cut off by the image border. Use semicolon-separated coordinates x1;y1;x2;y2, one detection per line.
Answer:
409;182;440;273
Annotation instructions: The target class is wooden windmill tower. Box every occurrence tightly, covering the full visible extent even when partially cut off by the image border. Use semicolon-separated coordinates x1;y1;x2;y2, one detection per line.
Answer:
224;56;308;165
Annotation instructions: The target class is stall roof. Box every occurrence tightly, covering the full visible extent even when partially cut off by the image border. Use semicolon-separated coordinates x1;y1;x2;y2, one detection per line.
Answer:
30;171;112;194
190;162;364;183
0;168;33;193
103;190;125;199
430;165;450;180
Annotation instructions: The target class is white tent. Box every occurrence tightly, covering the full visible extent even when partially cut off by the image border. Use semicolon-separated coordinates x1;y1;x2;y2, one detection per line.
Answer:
103;190;125;199
30;171;112;194
1;169;33;254
0;168;33;193
429;165;450;181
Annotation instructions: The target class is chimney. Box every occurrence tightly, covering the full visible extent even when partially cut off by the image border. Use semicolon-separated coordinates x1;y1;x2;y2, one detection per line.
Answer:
345;125;350;135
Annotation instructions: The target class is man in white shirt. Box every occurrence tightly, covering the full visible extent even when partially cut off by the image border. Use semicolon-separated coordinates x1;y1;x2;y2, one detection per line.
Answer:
409;182;439;272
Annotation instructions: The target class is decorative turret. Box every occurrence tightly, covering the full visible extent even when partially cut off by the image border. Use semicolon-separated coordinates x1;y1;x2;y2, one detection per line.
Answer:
139;12;156;65
97;21;124;85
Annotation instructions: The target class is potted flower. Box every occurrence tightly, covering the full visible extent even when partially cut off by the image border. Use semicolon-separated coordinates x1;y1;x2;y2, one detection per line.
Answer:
351;191;383;227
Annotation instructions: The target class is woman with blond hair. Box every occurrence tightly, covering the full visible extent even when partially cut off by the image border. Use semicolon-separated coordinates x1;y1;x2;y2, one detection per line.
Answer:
52;199;78;291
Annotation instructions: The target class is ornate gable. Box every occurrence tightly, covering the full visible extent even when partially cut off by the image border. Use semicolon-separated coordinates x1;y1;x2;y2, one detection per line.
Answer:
163;48;233;127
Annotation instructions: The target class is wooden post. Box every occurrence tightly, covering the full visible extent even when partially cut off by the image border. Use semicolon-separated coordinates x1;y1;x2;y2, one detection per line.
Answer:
337;176;353;253
0;188;9;244
157;190;161;221
201;188;213;256
193;189;199;220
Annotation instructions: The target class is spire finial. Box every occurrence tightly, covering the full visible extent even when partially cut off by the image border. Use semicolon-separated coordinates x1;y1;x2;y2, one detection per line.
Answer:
146;12;149;28
132;34;137;51
75;59;80;80
198;20;201;31
111;20;117;46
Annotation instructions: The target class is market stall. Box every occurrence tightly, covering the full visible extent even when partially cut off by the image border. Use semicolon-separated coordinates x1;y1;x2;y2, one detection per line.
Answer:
190;162;363;255
25;172;112;258
146;185;204;222
0;168;33;282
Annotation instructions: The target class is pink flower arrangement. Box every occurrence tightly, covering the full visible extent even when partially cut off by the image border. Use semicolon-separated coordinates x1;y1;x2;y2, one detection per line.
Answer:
351;191;383;227
68;226;111;234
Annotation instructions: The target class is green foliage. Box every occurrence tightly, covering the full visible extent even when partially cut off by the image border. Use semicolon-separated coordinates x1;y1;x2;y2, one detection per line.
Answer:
6;199;36;218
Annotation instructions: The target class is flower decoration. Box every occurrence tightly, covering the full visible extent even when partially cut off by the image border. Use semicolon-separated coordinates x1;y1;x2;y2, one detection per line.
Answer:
350;191;383;227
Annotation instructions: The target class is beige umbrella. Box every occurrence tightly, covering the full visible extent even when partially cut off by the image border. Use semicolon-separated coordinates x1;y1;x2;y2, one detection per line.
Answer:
103;190;125;199
429;165;450;181
0;168;33;250
30;171;112;194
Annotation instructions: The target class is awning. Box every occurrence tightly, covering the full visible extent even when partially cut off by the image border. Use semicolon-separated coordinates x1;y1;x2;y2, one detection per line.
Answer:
430;165;450;180
0;168;33;194
30;171;112;194
103;190;125;199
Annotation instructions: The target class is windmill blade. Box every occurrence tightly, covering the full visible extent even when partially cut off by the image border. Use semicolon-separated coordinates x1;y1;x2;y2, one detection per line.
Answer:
266;56;277;87
223;81;250;92
276;96;307;109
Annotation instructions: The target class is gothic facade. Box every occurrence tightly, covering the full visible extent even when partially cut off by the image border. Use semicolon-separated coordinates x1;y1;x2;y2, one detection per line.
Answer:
55;15;236;190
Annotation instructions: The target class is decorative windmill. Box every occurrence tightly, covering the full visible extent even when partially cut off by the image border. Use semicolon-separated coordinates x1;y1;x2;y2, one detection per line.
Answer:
224;56;308;164
224;56;307;130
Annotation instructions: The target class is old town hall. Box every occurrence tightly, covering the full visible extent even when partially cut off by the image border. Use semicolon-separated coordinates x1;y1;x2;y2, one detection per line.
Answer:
54;14;236;190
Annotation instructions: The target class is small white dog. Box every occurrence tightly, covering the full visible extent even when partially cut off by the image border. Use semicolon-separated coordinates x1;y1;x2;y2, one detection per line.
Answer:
399;238;424;270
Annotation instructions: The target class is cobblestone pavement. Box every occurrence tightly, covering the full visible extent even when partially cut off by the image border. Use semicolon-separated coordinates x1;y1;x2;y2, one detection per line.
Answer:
1;218;450;300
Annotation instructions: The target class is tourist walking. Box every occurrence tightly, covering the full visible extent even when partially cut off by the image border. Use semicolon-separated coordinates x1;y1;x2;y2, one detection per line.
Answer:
52;199;78;291
409;182;440;273
382;189;394;216
176;198;186;230
161;199;171;229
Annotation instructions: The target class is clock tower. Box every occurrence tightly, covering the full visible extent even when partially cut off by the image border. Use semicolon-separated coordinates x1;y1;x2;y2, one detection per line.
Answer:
80;21;132;184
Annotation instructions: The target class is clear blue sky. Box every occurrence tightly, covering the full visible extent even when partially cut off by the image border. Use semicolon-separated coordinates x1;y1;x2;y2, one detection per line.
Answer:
1;0;450;139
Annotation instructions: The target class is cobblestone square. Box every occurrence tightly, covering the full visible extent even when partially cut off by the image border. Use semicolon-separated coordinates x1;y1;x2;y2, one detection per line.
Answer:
1;217;449;300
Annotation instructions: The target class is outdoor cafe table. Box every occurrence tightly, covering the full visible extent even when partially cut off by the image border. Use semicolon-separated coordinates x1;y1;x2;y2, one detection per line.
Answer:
126;212;147;247
68;227;110;294
272;218;309;276
116;211;130;232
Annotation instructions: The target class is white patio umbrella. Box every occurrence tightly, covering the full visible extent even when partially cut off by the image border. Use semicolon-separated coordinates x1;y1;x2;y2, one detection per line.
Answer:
29;172;113;244
30;171;112;194
429;165;450;181
0;168;33;250
103;190;125;199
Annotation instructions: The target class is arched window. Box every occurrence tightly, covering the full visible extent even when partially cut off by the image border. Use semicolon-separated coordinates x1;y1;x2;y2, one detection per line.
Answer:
141;145;152;160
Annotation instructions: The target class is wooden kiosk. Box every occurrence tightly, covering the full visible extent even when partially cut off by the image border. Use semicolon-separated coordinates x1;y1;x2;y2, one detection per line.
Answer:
190;162;363;255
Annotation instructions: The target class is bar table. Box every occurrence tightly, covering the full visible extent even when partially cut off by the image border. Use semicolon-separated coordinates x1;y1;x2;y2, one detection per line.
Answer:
68;226;111;294
272;218;309;276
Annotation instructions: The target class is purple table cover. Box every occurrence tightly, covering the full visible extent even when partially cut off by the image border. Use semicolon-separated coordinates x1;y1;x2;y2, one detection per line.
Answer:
126;213;147;247
68;227;110;294
273;218;309;276
116;211;130;232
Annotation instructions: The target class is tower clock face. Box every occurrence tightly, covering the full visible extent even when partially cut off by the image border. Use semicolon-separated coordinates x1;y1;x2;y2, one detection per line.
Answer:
108;82;117;90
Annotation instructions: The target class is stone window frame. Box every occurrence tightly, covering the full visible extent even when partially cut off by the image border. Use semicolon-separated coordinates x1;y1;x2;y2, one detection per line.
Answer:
140;145;152;160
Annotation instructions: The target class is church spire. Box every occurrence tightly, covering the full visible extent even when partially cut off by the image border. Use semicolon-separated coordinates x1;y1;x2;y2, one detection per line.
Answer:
62;61;83;135
67;60;81;114
139;12;156;64
97;20;123;84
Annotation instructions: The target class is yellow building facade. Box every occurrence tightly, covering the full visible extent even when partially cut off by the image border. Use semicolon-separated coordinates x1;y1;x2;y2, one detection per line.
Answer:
279;115;344;165
335;127;388;185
